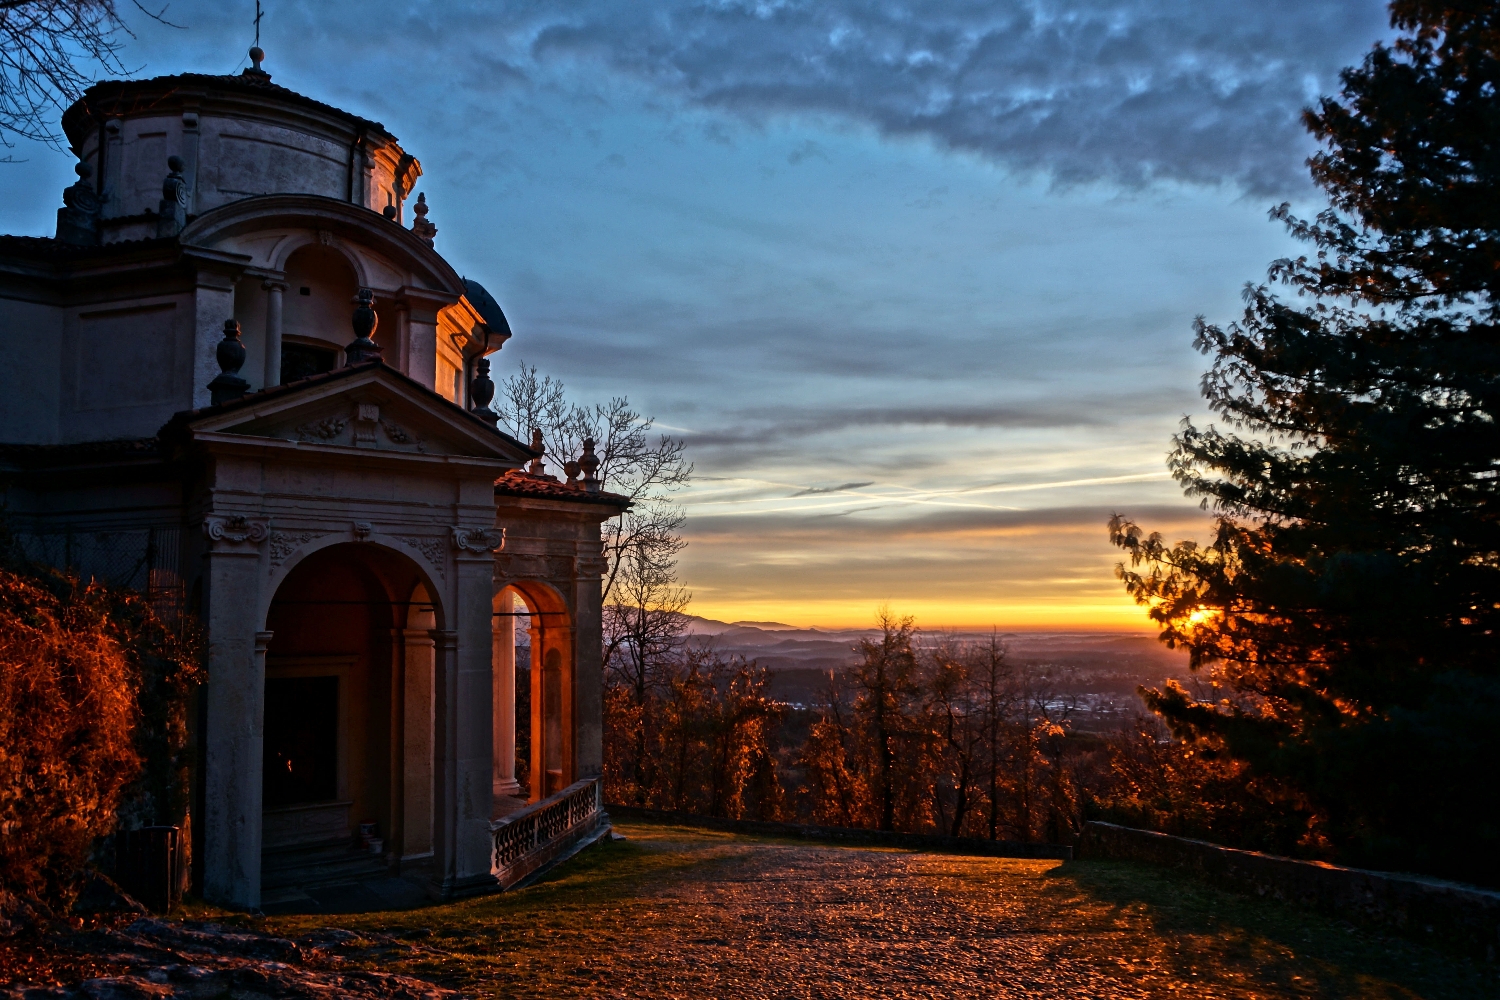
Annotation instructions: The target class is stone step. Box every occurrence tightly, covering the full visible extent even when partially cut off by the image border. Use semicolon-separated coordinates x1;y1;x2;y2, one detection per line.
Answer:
261;840;389;891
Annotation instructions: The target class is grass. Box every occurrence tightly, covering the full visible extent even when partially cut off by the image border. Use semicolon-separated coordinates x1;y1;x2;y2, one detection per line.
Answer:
206;821;1496;999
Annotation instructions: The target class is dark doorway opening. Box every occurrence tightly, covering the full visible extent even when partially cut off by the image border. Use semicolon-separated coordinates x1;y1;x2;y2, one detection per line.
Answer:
263;676;338;807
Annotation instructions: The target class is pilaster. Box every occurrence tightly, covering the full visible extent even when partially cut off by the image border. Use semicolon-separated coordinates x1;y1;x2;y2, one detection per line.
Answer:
200;514;271;910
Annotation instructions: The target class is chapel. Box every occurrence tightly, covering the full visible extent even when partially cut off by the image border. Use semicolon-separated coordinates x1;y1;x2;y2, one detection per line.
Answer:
0;47;623;911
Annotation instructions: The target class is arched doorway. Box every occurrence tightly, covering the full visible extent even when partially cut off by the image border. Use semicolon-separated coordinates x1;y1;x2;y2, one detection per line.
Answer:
494;582;574;804
261;543;440;881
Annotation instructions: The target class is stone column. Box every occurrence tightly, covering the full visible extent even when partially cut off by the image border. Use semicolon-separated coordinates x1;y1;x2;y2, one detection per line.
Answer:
430;627;460;891
452;551;498;893
492;590;519;800
394;299;411;378
201;519;271;908
402;626;435;860
262;281;286;388
572;544;607;780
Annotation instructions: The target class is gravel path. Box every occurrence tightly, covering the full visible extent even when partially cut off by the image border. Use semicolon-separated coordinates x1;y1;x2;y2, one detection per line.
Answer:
270;824;1495;1000
568;845;1157;999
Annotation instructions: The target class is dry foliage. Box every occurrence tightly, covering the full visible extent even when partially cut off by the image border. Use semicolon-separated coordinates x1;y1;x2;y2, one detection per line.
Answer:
0;551;201;914
605;648;785;820
0;569;138;908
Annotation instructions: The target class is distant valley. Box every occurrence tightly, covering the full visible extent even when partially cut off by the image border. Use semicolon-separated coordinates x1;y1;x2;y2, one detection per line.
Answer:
683;616;1193;730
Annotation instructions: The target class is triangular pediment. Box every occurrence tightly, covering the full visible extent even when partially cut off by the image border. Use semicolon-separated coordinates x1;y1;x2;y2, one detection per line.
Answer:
179;364;532;465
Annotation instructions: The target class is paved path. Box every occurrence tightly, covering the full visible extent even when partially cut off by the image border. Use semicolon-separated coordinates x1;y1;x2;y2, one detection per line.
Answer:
270;823;1495;999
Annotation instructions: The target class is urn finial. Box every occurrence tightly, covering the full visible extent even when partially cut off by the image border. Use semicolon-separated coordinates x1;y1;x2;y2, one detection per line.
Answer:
469;357;499;425
411;192;437;246
528;427;545;475
580;437;601;492
208;319;251;405
344;288;383;365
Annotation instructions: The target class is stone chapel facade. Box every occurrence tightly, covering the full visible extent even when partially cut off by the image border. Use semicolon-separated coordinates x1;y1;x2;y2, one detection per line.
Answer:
0;50;624;910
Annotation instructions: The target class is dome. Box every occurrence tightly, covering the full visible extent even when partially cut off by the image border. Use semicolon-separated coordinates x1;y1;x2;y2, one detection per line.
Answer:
462;277;513;340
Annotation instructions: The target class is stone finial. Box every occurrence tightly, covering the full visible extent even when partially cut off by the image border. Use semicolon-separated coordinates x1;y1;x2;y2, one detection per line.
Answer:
469;357;499;426
244;45;271;80
156;155;188;238
411;192;436;246
580;436;601;492
208;319;251;405
344;287;383;365
528;427;545;475
56;160;101;245
383;193;397;221
564;458;581;488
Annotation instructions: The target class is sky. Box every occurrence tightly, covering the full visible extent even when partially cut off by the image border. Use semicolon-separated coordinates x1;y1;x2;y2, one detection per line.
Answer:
1;0;1394;630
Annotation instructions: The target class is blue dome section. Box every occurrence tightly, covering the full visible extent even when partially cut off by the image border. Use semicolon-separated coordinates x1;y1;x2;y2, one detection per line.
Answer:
462;277;512;340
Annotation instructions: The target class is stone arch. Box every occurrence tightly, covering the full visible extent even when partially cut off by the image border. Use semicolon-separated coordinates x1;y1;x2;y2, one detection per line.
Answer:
496;579;575;801
271;232;370;288
180;194;466;296
259;541;442;875
264;533;446;631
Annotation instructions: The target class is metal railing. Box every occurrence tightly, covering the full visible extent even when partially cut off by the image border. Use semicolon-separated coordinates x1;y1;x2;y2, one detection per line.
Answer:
490;776;603;887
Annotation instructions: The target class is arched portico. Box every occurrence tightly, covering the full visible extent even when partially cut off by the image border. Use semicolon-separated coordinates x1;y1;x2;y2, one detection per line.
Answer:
494;581;576;805
258;542;441;897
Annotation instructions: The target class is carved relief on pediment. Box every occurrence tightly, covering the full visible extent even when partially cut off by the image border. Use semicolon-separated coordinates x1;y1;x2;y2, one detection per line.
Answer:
282;402;426;451
293;416;349;443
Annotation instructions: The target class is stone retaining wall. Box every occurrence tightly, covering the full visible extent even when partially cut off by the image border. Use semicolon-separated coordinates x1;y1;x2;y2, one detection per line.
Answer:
606;805;1073;859
1078;821;1500;959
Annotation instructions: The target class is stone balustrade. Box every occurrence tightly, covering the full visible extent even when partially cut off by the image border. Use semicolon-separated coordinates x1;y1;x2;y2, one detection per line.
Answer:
491;777;606;889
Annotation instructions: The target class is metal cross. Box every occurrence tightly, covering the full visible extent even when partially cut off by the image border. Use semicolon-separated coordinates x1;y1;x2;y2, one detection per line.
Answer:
253;1;264;47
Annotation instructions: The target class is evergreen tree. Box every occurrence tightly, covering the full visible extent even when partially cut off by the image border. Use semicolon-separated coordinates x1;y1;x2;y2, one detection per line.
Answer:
1111;0;1500;883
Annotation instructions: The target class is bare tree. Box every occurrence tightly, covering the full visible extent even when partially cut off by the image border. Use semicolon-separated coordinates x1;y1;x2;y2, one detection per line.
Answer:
0;1;172;152
495;362;693;803
973;632;1016;840
496;362;692;607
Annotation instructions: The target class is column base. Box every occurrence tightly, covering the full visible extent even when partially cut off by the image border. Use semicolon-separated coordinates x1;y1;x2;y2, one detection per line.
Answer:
439;871;500;901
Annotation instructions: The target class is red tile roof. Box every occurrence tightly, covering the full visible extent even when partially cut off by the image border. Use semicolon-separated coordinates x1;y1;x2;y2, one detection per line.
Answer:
494;470;629;508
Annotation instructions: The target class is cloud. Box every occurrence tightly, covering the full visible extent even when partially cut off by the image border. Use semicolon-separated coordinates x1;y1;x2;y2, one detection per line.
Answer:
521;0;1391;195
790;481;875;496
786;139;828;165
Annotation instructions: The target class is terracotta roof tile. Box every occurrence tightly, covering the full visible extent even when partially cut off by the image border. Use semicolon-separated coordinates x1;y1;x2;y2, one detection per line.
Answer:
494;470;629;507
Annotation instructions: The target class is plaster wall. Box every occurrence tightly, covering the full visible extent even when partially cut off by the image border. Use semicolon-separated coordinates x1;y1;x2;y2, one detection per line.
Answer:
75;108;404;226
0;297;62;443
58;290;199;441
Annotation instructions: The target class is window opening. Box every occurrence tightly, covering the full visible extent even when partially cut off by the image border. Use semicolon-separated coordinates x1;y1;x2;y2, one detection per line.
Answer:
280;342;336;384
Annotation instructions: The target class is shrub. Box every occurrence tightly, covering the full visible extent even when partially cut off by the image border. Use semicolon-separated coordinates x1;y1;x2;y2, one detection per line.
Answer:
0;570;140;910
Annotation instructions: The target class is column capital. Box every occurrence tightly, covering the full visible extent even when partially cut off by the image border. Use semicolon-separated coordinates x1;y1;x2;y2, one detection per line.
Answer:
429;628;459;650
254;630;274;653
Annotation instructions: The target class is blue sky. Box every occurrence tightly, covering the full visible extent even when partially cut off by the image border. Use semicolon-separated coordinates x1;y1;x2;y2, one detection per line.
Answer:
1;0;1393;627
